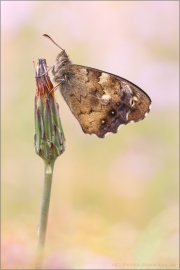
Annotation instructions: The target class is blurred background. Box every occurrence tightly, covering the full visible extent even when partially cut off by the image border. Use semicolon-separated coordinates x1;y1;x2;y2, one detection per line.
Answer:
1;1;179;269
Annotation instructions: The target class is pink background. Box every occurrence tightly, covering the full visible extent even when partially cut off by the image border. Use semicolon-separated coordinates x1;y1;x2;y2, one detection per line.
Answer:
1;1;179;269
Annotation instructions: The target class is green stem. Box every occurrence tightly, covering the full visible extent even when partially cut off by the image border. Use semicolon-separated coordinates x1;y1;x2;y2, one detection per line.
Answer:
34;160;55;269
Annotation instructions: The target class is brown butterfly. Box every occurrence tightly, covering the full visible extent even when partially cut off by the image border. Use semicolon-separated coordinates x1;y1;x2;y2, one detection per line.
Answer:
43;34;151;138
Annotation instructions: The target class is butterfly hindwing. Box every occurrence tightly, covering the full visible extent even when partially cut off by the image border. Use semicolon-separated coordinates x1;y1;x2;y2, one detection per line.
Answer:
58;64;151;138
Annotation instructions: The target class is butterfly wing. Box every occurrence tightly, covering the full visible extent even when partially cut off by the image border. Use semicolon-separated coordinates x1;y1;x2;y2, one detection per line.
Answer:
59;64;151;138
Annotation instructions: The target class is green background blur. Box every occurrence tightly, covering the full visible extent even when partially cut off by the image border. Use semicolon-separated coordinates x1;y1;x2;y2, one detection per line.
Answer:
1;1;179;269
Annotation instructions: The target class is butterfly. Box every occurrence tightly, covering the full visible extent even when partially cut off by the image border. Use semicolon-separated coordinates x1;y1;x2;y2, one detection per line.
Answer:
43;34;151;138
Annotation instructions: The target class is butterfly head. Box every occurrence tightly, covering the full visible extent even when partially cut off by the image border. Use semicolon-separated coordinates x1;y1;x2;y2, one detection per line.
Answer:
56;50;71;66
43;34;72;77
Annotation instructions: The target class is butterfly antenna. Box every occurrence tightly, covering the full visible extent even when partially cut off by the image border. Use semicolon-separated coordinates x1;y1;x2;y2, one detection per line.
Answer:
43;34;64;51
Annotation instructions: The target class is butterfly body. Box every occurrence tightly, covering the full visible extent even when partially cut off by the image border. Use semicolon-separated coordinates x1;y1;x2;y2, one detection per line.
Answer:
48;38;151;138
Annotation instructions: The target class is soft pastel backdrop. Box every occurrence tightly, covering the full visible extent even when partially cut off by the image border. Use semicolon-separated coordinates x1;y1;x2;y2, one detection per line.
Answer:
1;1;179;269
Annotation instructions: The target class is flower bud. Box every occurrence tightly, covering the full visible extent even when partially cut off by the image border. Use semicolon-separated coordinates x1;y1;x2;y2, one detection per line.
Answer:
34;59;65;161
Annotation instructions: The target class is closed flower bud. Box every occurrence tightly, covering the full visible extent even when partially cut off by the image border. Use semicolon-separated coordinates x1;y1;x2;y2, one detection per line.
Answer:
34;59;65;162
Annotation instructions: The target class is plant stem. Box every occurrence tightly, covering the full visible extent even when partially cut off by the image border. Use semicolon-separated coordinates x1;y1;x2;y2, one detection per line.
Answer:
34;160;55;269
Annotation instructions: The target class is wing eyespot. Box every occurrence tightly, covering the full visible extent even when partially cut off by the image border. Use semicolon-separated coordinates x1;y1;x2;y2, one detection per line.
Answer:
109;109;117;117
101;119;106;125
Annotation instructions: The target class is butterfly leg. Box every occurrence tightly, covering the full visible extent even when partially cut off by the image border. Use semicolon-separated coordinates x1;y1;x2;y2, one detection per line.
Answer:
48;80;64;95
52;64;59;76
35;65;54;78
